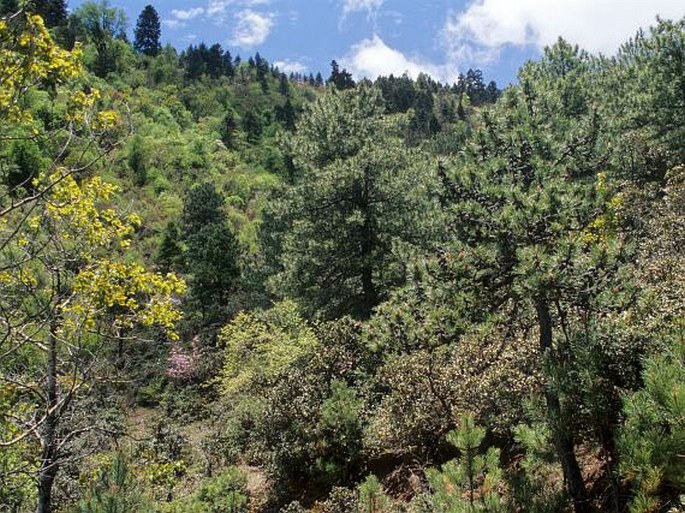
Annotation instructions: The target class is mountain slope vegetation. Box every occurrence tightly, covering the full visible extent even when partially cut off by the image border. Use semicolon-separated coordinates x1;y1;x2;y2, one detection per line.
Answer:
1;3;684;512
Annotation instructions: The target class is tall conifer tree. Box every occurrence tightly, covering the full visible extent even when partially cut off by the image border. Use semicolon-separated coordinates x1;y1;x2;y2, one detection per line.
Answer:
134;4;161;56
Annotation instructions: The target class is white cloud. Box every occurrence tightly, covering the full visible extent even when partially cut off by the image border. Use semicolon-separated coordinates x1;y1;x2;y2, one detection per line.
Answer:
342;0;384;16
207;0;269;16
171;7;205;20
443;0;685;61
230;10;275;47
162;19;186;29
383;10;403;26
207;0;230;16
275;59;307;74
340;0;384;26
341;35;457;83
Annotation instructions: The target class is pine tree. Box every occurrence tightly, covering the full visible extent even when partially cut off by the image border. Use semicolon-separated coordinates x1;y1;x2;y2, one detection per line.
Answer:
279;72;290;96
241;110;262;143
134;4;161;57
276;99;296;131
156;222;184;273
220;110;239;149
206;43;224;78
182;44;205;80
76;454;150;512
618;325;685;511
222;49;234;77
264;84;435;319
422;414;508;512
186;223;239;320
255;52;269;92
357;475;391;513
182;183;227;236
433;42;627;513
327;60;355;90
181;184;239;320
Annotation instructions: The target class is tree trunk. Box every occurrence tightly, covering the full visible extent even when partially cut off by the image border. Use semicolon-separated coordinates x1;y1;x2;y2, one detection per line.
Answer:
536;300;591;513
599;427;623;513
37;467;57;513
358;182;379;319
37;320;59;513
360;256;378;319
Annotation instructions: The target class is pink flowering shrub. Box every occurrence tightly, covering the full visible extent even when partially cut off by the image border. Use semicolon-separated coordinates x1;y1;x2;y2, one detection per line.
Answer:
167;343;198;380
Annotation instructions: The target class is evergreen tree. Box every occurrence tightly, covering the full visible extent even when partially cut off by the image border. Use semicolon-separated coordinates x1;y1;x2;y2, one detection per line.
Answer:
433;43;630;512
181;184;239;319
134;4;161;57
375;73;415;113
30;0;67;27
182;44;205;80
220;110;239;149
76;454;150;512
357;475;391;512
127;134;150;186
619;332;685;513
156;222;184;273
241;110;262;143
485;80;500;103
279;72;290;96
186;222;239;320
465;68;487;105
409;73;439;140
422;414;508;512
327;60;355;90
255;52;269;92
206;43;224;78
264;84;435;319
276;98;296;131
222;48;234;77
182;182;227;235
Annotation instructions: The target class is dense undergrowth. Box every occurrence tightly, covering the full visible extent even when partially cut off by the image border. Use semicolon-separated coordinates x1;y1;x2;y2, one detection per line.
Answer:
1;3;684;512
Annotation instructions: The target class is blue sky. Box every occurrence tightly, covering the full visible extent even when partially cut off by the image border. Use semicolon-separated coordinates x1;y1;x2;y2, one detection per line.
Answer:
69;0;684;86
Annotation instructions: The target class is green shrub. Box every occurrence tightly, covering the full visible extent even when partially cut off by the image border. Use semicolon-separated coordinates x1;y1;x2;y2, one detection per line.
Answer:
619;331;685;512
194;467;249;513
508;422;567;513
417;414;508;513
74;454;153;513
357;475;390;513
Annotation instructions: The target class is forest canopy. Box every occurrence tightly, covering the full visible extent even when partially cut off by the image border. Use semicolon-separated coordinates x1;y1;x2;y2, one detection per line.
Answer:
1;3;684;513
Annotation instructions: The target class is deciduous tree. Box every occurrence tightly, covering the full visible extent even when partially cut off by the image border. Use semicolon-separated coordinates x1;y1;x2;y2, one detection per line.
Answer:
0;13;184;512
74;0;128;78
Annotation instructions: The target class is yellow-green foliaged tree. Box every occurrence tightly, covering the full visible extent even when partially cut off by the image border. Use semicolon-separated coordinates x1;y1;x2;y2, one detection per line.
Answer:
0;12;185;513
